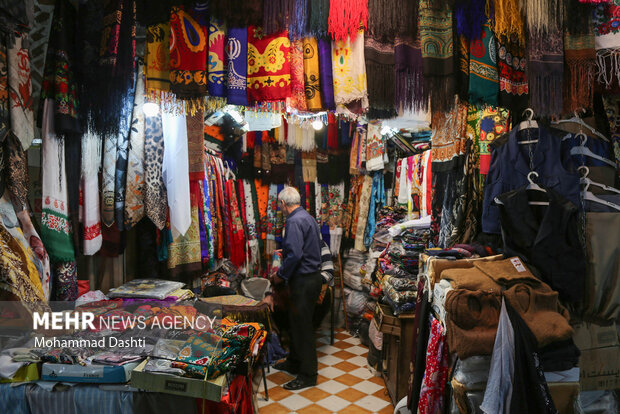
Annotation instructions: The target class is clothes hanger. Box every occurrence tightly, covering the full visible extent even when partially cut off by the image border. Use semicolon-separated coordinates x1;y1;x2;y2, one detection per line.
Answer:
517;108;539;145
552;109;609;142
570;133;616;168
578;166;620;195
582;190;620;211
494;171;549;206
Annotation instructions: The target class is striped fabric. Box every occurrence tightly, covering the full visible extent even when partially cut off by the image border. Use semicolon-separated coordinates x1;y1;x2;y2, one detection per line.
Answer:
22;384;133;414
320;241;334;286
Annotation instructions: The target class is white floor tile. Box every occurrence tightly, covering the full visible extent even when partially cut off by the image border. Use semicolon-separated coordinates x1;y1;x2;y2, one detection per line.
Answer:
315;395;351;412
347;345;367;355
318;345;340;354
354;395;391;412
318;366;345;379
316;379;348;394
278;394;313;411
348;355;368;367
349;367;374;380
351;380;384;395
343;336;361;345
317;336;332;345
318;355;344;366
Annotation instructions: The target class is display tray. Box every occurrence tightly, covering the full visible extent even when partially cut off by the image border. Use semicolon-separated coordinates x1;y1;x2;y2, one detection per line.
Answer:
131;358;226;402
41;361;139;383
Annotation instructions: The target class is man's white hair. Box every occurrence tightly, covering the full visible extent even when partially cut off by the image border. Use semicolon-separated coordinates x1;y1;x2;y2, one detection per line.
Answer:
278;186;301;206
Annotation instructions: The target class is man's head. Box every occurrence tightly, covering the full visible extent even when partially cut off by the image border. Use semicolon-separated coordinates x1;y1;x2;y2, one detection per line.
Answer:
278;186;301;216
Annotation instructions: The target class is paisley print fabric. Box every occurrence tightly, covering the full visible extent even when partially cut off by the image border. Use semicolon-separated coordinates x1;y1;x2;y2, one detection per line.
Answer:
144;112;167;230
208;18;227;97
303;37;322;110
247;26;291;102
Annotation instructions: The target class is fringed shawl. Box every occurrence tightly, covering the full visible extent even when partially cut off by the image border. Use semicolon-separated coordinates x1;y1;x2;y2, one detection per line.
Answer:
492;0;525;46
208;18;227;98
226;27;248;106
309;0;330;37
528;29;563;117
564;33;596;112
468;23;499;107
364;37;396;118
395;35;426;112
593;3;620;89
303;37;322;110
263;0;288;35
367;0;418;41
247;27;291;103
289;0;310;40
497;36;528;115
328;0;368;41
519;0;563;34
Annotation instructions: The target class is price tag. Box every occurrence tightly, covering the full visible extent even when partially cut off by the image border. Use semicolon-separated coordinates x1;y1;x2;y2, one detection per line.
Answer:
510;257;527;273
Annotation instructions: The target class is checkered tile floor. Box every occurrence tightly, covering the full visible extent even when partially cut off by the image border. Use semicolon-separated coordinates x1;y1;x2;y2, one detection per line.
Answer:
258;329;393;414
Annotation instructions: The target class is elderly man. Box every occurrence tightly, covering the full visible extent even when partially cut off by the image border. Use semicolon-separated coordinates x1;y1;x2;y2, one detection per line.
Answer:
270;186;322;390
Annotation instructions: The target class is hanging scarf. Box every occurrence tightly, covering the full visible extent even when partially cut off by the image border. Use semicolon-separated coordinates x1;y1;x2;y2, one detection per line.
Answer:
328;0;368;41
364;37;395;118
364;171;385;248
247;26;291;103
81;130;102;256
497;36;528;114
40;0;80;135
395;35;426;112
332;31;369;110
162;110;191;238
202;164;215;269
468;23;499;107
208;18;227;98
564;33;596;112
102;133;117;227
226;27;248;106
29;1;54;127
566;0;596;36
309;0;330;37
4;132;28;212
366;121;385;171
187;108;205;180
354;174;373;251
7;34;34;150
519;0;563;35
289;0;310;40
169;4;208;98
0;34;7;145
41;99;74;262
456;35;470;101
226;179;246;268
455;0;488;41
242;180;259;271
167;181;202;280
594;3;620;89
290;39;308;110
262;0;288;35
492;0;525;47
318;38;335;110
144;112;167;230
145;23;172;101
303;37;322;110
124;61;146;230
210;0;264;27
367;0;417;41
419;0;455;113
528;29;563;117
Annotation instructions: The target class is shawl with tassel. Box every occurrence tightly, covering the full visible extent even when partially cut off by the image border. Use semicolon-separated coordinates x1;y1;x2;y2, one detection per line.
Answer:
367;0;418;41
290;39;308;110
169;4;208;98
226;27;248;106
455;0;488;40
328;0;368;41
7;34;34;150
468;23;499;107
262;0;288;35
247;27;291;103
146;23;171;101
332;31;368;110
187;108;205;180
310;0;330;37
144;111;167;230
318;38;335;110
497;37;528;114
208;18;227;98
364;37;396;118
564;33;596;112
395;36;425;112
566;0;596;36
491;0;525;47
528;29;563;117
303;37;322;111
593;3;620;90
519;0;563;34
81;130;102;256
289;0;310;40
167;181;202;281
419;0;455;113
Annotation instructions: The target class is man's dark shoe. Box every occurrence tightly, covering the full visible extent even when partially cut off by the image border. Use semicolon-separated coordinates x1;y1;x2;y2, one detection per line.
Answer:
282;377;317;391
273;361;299;375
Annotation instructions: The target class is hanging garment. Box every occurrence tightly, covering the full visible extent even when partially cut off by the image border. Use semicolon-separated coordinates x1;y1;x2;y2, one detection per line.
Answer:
476;108;510;175
564;32;596;113
353;175;373;251
81;131;102;255
594;3;620;89
497;36;528;115
162;110;191;238
52;260;78;301
167;181;202;280
4;132;28;211
364;37;395;118
247;27;291;102
454;0;487;40
328;0;368;41
491;0;525;47
365;121;385;171
226;27;248;106
318;38;335;110
208;18;227;98
169;4;209;98
482;127;581;234
394;35;425;112
417;316;450;414
289;39;308;111
0;33;8;144
16;209;51;301
528;29;564;117
143;112;167;230
407;280;430;412
145;23;171;100
364;172;385;248
367;0;417;41
303;37;322;111
40;100;74;262
288;0;310;40
29;2;54;125
124;62;146;230
332;31;369;111
186;109;205;181
310;0;329;37
468;23;499;107
7;34;34;150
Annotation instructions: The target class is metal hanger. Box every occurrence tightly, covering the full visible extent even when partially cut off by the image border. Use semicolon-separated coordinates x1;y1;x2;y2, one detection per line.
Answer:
570;133;616;168
517;108;539;145
552;109;609;142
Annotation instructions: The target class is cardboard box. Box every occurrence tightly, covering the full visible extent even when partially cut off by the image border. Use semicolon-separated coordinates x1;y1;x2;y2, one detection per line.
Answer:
579;346;620;391
42;361;139;383
573;323;619;350
131;359;226;402
548;382;579;414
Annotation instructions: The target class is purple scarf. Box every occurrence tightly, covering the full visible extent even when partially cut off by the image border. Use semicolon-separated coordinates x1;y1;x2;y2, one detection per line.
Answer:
318;38;335;110
226;27;248;105
395;36;426;111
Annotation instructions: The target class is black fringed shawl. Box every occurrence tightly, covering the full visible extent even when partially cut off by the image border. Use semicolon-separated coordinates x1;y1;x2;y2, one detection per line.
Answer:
365;37;396;118
210;0;264;27
394;35;427;112
367;0;418;41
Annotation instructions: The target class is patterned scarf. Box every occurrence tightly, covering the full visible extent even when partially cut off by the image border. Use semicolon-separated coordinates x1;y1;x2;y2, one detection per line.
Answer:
564;33;596;113
395;35;426;112
303;37;322;110
167;181;202;280
420;0;455;113
7;34;34;150
354;175;373;251
41;99;74;262
364;37;395;118
366;121;385;171
332;31;369;110
5;132;28;212
497;36;528;115
0;33;7;144
208;18;227;98
144;112;167;230
52;260;78;301
247;27;291;103
328;0;368;41
40;0;80;135
81;131;102;256
169;4;208;98
124;62;146;230
318;38;335;110
594;3;620;90
187;108;205;180
528;29;563;117
145;23;172;100
102;133;117;227
226;27;248;106
289;39;308;110
468;23;499;107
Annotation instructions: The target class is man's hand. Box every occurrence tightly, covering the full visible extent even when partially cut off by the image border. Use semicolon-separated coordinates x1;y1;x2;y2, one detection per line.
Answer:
260;294;274;312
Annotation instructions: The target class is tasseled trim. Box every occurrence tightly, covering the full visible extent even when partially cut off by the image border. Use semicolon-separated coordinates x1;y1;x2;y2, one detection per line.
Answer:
529;72;563;117
367;0;418;41
492;0;525;45
328;0;368;41
519;0;563;34
455;0;491;40
309;0;330;37
425;77;456;114
289;0;310;40
596;49;620;90
263;0;288;35
395;66;427;113
565;59;596;112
